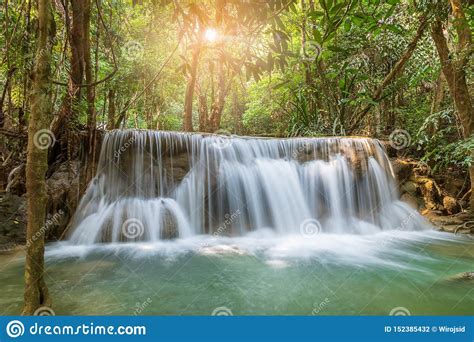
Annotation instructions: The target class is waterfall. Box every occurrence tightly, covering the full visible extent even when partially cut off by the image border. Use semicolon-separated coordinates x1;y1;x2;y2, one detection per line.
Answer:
68;130;427;244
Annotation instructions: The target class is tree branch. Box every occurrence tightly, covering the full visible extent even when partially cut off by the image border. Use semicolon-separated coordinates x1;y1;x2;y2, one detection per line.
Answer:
349;14;428;132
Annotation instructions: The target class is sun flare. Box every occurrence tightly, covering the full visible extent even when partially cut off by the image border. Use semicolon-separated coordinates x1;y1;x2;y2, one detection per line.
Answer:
204;28;218;42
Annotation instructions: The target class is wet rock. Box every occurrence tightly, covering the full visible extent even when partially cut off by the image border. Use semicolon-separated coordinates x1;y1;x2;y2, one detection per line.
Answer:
414;177;443;211
446;272;474;282
160;211;178;240
400;181;418;195
443;196;460;215
163;152;190;185
45;161;81;238
392;159;414;183
5;164;25;195
401;193;420;209
383;141;398;158
424;211;473;234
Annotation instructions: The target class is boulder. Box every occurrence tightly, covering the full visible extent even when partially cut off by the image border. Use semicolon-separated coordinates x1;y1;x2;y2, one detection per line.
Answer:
400;181;418;196
446;272;474;282
423;211;474;234
401;192;420;209
5;164;25;195
163;151;190;185
160;211;179;240
391;159;414;183
413;177;443;211
45;161;81;239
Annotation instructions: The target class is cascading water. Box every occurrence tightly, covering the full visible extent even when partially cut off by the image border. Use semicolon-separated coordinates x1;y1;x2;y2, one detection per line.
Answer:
68;130;428;244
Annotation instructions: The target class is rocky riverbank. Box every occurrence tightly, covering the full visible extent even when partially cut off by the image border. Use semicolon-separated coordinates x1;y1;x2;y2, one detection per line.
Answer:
392;158;473;234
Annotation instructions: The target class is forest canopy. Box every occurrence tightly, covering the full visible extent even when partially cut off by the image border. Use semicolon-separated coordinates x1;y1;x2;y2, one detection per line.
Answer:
0;0;473;171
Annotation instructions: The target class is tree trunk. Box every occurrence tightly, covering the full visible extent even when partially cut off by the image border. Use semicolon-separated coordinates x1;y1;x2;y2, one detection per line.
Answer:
23;0;55;315
231;87;244;134
107;89;116;130
0;68;17;129
208;57;228;132
183;43;201;132
50;0;87;137
20;0;33;134
430;72;445;116
349;14;428;132
83;0;97;185
431;10;474;209
198;93;209;132
85;0;95;135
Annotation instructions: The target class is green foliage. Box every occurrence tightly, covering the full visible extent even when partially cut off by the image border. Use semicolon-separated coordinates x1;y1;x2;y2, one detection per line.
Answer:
0;0;472;179
243;76;289;135
416;108;473;172
158;114;182;131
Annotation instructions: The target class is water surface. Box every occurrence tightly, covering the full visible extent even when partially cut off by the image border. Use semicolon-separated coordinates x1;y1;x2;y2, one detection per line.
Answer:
1;230;473;316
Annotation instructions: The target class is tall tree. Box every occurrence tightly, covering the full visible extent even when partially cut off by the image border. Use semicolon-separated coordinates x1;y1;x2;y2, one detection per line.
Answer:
50;0;91;137
183;40;201;132
431;0;473;209
23;0;55;315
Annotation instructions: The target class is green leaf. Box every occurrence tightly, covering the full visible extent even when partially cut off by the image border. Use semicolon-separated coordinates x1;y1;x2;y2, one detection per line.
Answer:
308;11;325;19
327;45;345;53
